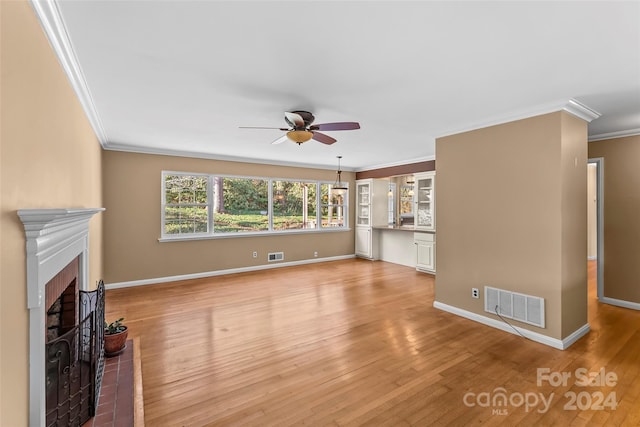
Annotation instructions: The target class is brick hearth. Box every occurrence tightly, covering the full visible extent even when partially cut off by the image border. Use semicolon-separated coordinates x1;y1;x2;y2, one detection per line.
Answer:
82;340;134;427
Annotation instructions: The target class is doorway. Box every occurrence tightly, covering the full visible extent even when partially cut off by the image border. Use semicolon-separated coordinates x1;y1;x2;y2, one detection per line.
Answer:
588;158;604;300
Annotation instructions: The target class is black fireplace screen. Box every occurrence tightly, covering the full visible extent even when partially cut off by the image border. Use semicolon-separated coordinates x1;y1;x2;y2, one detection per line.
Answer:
46;280;105;427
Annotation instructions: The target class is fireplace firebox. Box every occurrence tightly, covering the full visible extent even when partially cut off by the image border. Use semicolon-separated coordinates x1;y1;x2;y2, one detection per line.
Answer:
44;259;105;426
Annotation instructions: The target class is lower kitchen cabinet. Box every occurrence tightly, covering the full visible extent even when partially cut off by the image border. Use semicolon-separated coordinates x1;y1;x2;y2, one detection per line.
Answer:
414;232;435;273
356;227;375;259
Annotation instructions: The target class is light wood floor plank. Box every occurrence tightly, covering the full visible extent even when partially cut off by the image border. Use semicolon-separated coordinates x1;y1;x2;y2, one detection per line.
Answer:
105;259;640;426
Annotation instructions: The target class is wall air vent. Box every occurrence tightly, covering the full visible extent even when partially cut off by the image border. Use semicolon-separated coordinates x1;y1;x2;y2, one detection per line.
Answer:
268;252;284;262
485;286;545;328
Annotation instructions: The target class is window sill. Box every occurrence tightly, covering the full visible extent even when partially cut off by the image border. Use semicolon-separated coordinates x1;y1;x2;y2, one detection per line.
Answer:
158;227;352;242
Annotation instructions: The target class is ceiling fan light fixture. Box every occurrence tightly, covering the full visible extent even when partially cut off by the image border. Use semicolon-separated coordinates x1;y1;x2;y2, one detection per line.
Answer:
287;130;313;144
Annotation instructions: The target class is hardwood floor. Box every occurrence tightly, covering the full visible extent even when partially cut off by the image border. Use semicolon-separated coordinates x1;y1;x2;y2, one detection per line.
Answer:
105;259;640;426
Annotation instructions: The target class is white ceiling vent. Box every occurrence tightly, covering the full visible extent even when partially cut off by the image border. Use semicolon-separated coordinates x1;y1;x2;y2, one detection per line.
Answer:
485;286;545;328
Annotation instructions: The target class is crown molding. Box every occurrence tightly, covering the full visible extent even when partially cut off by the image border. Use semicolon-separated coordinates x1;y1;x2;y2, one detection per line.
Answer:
562;99;601;123
589;128;640;142
103;142;358;171
29;0;108;146
436;98;601;140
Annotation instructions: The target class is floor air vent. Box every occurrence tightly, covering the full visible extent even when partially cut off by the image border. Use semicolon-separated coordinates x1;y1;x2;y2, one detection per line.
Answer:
485;286;545;328
268;252;284;262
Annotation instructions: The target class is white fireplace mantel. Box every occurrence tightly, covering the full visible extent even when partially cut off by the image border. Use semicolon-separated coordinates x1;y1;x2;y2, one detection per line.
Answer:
18;208;104;307
17;207;104;427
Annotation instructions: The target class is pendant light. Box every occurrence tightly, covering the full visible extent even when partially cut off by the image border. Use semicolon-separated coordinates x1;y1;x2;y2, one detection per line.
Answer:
406;177;415;196
332;156;348;196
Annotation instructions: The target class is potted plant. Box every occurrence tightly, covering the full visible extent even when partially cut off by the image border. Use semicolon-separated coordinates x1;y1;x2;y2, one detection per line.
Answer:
104;317;128;357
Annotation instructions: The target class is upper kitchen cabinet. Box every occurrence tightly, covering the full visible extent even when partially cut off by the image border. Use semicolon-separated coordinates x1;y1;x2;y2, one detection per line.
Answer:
414;172;435;231
356;179;388;228
355;179;389;260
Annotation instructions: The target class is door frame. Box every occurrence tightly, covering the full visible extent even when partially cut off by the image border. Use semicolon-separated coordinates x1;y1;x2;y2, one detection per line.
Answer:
588;157;604;300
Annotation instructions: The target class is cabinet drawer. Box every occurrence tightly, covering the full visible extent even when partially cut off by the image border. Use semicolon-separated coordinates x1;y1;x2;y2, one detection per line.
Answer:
414;232;435;243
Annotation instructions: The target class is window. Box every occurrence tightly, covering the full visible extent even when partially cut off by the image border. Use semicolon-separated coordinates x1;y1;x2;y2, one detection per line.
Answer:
320;184;346;228
272;180;317;230
161;172;348;239
214;177;269;233
163;174;210;235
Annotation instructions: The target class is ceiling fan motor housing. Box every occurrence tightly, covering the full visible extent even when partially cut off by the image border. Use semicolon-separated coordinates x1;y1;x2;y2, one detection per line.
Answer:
286;110;315;129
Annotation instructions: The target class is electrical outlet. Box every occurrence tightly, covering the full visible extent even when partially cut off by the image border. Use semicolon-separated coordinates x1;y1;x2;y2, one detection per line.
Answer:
472;288;479;299
252;251;257;258
314;251;318;257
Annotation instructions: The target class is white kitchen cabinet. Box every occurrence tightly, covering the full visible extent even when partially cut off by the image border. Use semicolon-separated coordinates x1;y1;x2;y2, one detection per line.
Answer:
415;232;436;273
355;179;388;259
414;172;435;231
355;227;374;258
356;179;388;227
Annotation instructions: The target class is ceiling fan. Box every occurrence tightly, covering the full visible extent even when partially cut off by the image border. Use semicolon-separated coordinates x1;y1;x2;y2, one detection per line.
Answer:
240;111;360;145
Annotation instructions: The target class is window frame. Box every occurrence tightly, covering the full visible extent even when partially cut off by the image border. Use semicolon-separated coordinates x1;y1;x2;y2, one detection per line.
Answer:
319;183;348;229
161;172;213;238
269;178;323;232
160;171;349;241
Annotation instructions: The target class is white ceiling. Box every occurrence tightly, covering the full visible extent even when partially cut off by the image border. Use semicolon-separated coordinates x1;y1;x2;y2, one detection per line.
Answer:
43;1;640;170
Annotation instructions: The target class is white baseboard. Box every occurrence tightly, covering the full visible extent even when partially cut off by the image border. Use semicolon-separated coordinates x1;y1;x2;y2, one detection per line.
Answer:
587;256;597;260
561;323;592;349
105;255;355;290
433;301;590;350
600;296;640;311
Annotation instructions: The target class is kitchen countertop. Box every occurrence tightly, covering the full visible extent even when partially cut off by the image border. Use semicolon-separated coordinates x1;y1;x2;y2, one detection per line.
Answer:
372;225;435;233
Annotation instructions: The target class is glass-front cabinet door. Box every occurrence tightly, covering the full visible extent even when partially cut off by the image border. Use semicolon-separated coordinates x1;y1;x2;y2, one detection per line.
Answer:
356;181;371;226
415;172;435;231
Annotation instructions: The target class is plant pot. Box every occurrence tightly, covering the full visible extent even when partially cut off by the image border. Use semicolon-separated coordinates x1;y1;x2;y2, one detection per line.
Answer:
104;326;128;357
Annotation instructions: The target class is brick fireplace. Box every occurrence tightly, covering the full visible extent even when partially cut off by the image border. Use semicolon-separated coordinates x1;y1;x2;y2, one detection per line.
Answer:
46;257;79;342
44;256;106;425
18;208;104;427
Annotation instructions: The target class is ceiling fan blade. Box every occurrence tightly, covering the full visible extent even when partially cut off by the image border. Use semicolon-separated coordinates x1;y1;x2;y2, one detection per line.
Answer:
312;131;337;145
284;112;305;128
239;126;289;130
311;122;361;131
271;134;289;145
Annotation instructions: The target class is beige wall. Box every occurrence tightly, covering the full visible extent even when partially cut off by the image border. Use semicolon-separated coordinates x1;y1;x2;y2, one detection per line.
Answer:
559;112;588;337
435;112;588;341
0;1;104;425
589;135;640;304
103;150;355;283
